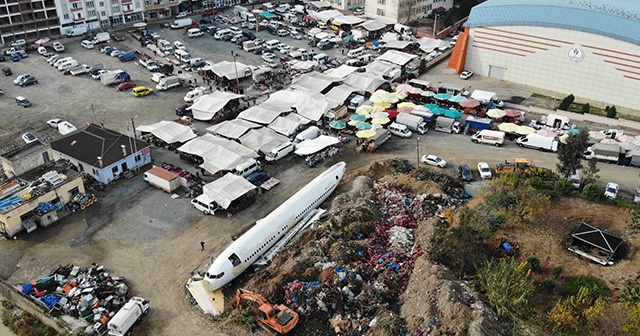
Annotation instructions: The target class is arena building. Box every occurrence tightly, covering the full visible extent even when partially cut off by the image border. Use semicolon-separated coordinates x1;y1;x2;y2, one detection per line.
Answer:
449;0;640;110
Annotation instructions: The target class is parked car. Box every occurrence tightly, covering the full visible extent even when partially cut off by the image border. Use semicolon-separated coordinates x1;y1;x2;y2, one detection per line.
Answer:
477;162;492;179
175;102;191;116
421;155;447;168
21;132;37;144
132;86;153;97
176;11;188;18
10;53;20;62
459;70;473;80
2;67;11;76
174;41;186;50
14;73;31;85
262;52;276;61
91;69;108;79
604;182;619;200
11;39;26;47
19;75;38;87
290;31;303;39
458;164;473;181
116;81;136;91
16;96;31;107
52;41;65;52
47;118;62;128
17;50;29;58
277;29;289;37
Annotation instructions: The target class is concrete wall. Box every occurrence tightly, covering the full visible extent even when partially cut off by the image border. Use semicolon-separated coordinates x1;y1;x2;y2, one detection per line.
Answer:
0;278;70;334
465;25;640;111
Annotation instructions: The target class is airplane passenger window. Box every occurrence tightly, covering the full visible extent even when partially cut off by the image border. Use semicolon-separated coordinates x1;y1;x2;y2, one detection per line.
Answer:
228;253;241;267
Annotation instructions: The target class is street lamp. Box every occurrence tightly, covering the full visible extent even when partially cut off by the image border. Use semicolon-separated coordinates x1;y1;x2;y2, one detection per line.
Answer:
552;96;558;110
416;137;420;167
231;50;239;86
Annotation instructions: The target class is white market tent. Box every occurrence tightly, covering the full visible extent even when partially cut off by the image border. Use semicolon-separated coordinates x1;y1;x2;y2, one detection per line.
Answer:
365;60;398;77
324;65;359;79
206;119;262;140
203;60;251;81
310;9;342;23
269;113;308;136
359;19;387;32
190;91;245;121
294;135;339;156
274;90;330;122
290;72;337;94
379;32;399;43
238;100;292;124
289;60;316;72
343;72;385;93
377;50;417;66
136;120;197;144
202;173;257;210
177;134;258;175
324;84;358;106
416;37;450;53
385;40;413;50
239;127;290;154
331;15;366;25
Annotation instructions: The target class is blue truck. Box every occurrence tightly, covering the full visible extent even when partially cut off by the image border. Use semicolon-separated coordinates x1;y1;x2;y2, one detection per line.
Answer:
118;51;136;62
465;116;493;131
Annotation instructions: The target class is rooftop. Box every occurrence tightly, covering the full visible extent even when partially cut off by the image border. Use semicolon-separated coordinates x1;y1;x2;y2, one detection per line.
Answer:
466;0;640;46
0;141;49;161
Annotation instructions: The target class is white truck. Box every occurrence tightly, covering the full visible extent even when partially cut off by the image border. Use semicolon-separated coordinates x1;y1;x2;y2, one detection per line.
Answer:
395;113;428;134
242;40;259;52
583;143;621;163
107;297;150;336
156;39;172;52
139;58;159;72
90;32;110;44
69;64;92;76
143;166;181;193
471;130;505;146
156;76;181;91
357;128;391;153
542;113;574;130
470;89;504;108
434;117;462;134
516;133;559;152
170;18;193;29
289;48;309;59
100;70;130;86
184;86;210;103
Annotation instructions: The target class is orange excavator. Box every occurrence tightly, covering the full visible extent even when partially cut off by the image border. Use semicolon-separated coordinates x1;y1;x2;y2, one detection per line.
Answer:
234;288;299;334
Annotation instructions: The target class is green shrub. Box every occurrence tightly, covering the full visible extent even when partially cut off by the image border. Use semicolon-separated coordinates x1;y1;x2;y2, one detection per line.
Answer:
581;183;600;201
562;276;609;299
541;278;556;292
606;105;617;119
555;178;574;196
526;256;541;272
558;94;575;110
581;103;590;114
475;259;533;317
552;265;563;278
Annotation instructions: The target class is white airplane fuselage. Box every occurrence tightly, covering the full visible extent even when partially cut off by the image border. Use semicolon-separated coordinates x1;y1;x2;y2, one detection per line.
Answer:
204;162;346;290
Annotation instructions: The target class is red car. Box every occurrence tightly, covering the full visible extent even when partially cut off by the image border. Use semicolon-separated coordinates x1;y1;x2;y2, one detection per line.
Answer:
117;81;136;91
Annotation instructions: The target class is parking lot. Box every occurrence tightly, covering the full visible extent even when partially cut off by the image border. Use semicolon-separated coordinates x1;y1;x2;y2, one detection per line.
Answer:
2;11;640;335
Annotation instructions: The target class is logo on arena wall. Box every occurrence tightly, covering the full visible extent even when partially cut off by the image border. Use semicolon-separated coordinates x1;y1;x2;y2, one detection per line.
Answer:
567;47;584;63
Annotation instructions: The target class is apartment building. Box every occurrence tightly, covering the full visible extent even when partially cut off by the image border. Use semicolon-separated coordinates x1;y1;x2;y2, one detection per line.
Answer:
319;0;366;11
144;0;180;20
57;0;146;37
365;0;452;24
0;0;59;45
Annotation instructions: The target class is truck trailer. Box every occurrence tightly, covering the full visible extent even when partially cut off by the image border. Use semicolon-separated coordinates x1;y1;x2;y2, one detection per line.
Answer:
156;76;181;91
584;143;622;163
356;128;390;153
465;116;493;131
434;117;462;133
143;166;181;193
396;113;428;134
516;133;559;152
107;297;150;336
100;70;130;86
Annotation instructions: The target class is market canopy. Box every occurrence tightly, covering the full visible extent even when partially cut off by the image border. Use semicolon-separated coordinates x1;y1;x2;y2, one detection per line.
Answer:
203;60;251;81
384;40;413;50
203;173;257;210
309;9;342;23
416;37;450;53
332;15;366;25
269;113;307;136
359;19;387;32
294;135;339;156
239;127;290;154
376;50;417;66
343;72;385;93
324;65;359;79
273;90;330;122
238;100;292;124
290;72;337;94
136;120;197;144
190;91;245;121
206;119;262;140
324;84;358;106
177;134;258;175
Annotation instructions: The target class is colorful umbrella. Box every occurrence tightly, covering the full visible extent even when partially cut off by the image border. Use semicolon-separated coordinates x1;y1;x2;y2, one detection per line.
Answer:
486;109;506;119
421;91;436;98
412;105;430;112
444;110;463;119
397;106;414;113
536;129;558;137
356;105;372;116
389;91;407;102
616;134;633;143
369;90;391;103
459;99;480;108
348;120;359;126
356;121;372;130
566;128;581;135
515;126;535;135
434;93;452;100
383;109;400;118
588;130;606;140
371;117;391;124
329;120;346;129
374;102;392;109
448;95;467;103
350;114;367;121
397;102;416;109
559;134;570;144
424;103;440;111
356;129;377;138
371;111;389;119
504;109;522;118
430;107;446;116
395;83;422;95
498;123;520;133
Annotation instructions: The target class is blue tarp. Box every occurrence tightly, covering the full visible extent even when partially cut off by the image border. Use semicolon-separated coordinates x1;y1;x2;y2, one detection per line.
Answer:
40;294;61;309
22;283;33;294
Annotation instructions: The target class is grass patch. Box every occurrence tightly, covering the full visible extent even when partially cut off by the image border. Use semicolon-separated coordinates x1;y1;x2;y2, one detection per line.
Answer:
531;93;550;99
1;301;60;336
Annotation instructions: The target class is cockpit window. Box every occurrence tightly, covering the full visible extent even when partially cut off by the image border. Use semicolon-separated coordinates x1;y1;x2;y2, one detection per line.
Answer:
228;253;241;267
208;272;224;279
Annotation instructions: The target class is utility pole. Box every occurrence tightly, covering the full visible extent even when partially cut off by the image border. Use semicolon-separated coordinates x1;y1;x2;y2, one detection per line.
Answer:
416;137;420;166
91;103;98;124
231;50;239;86
131;117;137;139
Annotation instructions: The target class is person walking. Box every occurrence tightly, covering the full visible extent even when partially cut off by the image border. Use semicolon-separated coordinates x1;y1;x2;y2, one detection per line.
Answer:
200;241;205;251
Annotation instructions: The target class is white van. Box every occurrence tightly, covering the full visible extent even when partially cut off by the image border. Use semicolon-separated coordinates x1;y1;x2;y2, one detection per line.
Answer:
347;95;365;113
53;57;73;68
265;39;281;50
174;49;190;63
347;47;364;58
293;126;321;147
232;159;262;177
229;26;242;34
388;123;412;138
184;86;209;103
471;130;505;146
191;194;219;215
214;29;231;40
187;28;204;38
58;59;78;71
312;53;328;64
81;40;94;49
265;141;294;162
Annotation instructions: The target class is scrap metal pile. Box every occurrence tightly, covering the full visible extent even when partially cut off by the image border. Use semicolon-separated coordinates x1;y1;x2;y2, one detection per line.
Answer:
281;178;465;334
16;264;130;331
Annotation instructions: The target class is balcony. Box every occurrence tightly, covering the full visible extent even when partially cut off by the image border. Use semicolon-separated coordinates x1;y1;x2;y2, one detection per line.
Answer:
73;16;86;22
122;0;133;3
71;7;84;12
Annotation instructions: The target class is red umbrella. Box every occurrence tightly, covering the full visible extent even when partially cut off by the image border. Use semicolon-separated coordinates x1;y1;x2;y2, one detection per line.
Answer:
383;109;400;118
459;99;480;108
504;109;522;118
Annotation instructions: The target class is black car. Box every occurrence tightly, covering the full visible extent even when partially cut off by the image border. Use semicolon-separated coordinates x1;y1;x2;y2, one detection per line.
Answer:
253;47;264;55
19;75;38;87
458;164;474;182
235;36;248;44
175;102;192;116
243;31;256;39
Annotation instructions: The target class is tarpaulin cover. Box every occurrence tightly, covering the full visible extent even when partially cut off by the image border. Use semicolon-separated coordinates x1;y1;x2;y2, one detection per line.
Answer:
22;283;33;294
203;173;257;209
290;72;337;94
40;294;61;309
359;19;387;32
136;120;197;144
206;119;262;140
310;9;342;23
273;90;330;122
324;84;358;106
190;91;245;121
385;40;412;50
377;50;417;66
343;72;385;93
238;100;293;124
177;134;258;175
269;113;307;136
331;15;365;25
203;60;251;80
294;135;339;155
364;60;398;77
239;127;290;154
324;65;359;79
416;37;450;52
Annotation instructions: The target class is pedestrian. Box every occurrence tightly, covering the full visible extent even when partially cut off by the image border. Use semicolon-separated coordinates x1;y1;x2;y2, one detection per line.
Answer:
200;241;205;251
194;78;197;84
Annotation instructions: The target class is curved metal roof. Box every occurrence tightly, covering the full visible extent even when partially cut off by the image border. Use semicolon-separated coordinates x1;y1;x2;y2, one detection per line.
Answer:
466;0;640;46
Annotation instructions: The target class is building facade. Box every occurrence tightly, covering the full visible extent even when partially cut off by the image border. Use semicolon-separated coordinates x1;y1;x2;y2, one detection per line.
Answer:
57;0;146;37
454;0;640;111
320;0;366;11
0;0;60;45
50;125;152;185
365;0;452;24
0;142;54;178
144;0;180;20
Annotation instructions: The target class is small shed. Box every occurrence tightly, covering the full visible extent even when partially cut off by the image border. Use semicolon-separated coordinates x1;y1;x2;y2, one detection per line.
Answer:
568;222;623;266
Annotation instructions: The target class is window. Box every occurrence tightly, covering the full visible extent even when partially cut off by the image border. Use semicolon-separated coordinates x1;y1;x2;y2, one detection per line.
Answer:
63;14;69;19
377;8;385;15
87;10;96;17
135;155;141;162
377;0;385;4
112;5;120;12
72;3;80;9
92;169;97;175
228;253;241;267
112;166;119;174
69;187;80;197
99;1;104;6
111;0;118;4
86;1;95;7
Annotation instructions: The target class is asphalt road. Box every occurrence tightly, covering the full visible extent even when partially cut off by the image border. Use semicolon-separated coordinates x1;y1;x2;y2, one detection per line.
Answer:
0;14;639;335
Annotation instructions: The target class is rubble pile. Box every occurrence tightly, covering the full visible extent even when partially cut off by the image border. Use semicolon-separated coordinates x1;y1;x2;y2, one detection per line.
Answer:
15;264;130;332
282;179;464;334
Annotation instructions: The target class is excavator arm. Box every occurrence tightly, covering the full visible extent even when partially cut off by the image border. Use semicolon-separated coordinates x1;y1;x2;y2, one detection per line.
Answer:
234;289;299;334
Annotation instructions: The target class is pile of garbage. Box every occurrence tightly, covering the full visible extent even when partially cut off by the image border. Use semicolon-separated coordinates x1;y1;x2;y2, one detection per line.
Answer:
16;264;130;332
281;178;464;334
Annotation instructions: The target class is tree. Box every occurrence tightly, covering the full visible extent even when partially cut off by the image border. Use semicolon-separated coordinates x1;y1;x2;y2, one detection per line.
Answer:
556;129;589;178
606;105;617;119
419;58;427;75
582;183;600;201
558;94;575;110
548;286;607;333
581;103;590;114
583;158;600;185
